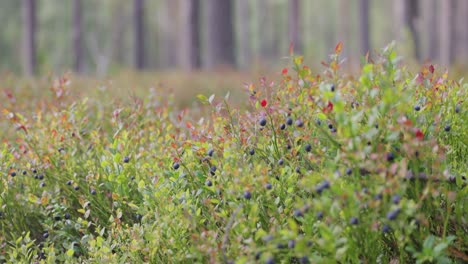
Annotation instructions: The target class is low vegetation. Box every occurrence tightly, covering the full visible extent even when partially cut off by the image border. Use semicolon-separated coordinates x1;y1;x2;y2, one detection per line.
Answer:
1;43;466;263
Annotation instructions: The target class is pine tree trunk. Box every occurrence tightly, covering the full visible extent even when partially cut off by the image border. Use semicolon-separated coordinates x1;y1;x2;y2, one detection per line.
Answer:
204;0;235;68
236;0;252;69
337;0;350;61
439;0;452;66
73;0;83;73
22;0;36;76
426;0;438;61
133;0;145;69
178;0;200;70
288;0;301;54
359;0;370;56
454;0;468;64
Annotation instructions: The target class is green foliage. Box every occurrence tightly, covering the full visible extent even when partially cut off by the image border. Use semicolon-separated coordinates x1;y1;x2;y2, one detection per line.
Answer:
0;44;467;263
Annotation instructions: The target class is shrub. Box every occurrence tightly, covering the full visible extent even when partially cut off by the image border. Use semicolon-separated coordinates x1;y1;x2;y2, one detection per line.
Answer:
0;43;466;263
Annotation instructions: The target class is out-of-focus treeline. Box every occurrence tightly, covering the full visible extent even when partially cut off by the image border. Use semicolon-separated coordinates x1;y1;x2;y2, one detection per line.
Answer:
1;0;467;76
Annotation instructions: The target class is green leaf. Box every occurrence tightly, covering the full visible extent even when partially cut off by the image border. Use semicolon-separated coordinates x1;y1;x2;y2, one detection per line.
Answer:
196;94;208;105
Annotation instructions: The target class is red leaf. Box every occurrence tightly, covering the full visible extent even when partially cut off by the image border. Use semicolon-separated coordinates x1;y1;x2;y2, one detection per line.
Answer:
321;61;329;67
429;65;434;74
415;128;424;140
335;42;343;54
322;101;334;113
260;99;267;107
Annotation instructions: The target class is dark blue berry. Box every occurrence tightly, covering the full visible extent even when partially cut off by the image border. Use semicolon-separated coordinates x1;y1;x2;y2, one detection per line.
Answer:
299;256;310;264
259;117;267;127
316;119;321;126
455;105;460;113
74;185;79;191
317;211;324;220
10;172;16;177
392;194;401;204
414;105;421;111
40;182;46;188
278;158;284;166
66;180;72;185
276;243;286;249
280;123;286;130
207;149;214;157
265;183;272;190
266;257;275;264
255;252;262;260
123;156;130;163
374;193;383;200
32;169;37;174
90;189;97;195
305;144;312;152
382;224;391;233
293;209;303;218
64;213;70;220
345;168;352;175
22;170;27;175
286;117;293;126
173;162;180;170
38;174;44;180
210;165;217;174
43;232;49;239
316;180;330;194
444;125;451;132
350;217;359;225
205;180;212;187
243;191;252;200
288;239;296;248
295;119;304;127
386;152;395;162
249;149;255;155
330;84;335;92
328;123;333;129
386;208;401;220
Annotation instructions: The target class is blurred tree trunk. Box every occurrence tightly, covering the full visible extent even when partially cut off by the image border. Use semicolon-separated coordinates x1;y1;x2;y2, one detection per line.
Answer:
288;0;301;54
407;0;420;61
166;0;179;68
359;0;370;57
426;0;438;61
178;0;200;70
393;0;405;39
454;0;468;65
337;0;350;62
204;0;235;68
189;0;201;68
439;0;452;66
236;0;252;69
258;0;275;62
22;0;36;76
133;0;145;69
73;0;83;73
113;3;127;67
394;0;420;61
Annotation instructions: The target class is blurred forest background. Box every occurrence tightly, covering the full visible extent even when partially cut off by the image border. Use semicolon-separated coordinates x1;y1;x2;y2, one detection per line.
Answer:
1;0;467;77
